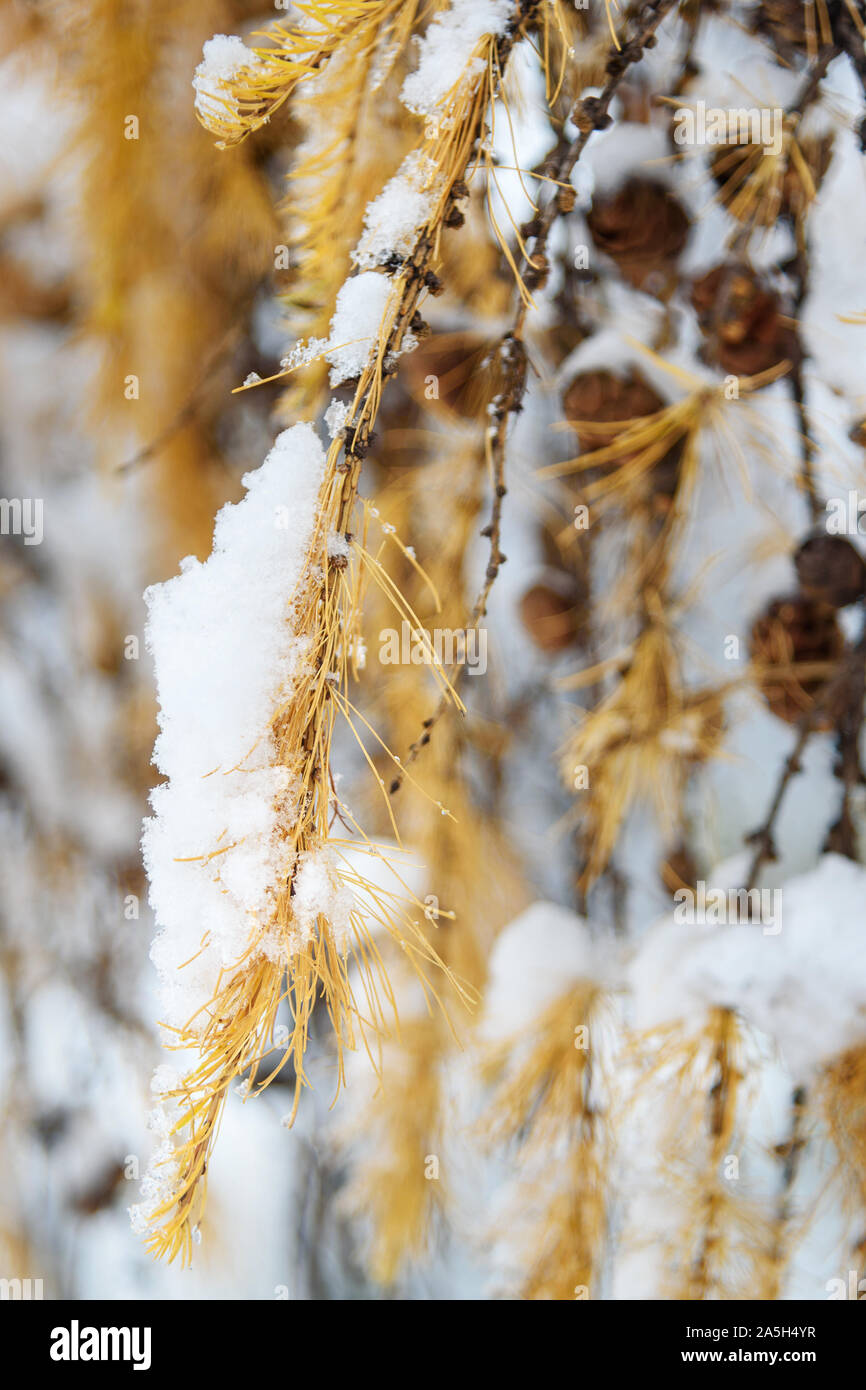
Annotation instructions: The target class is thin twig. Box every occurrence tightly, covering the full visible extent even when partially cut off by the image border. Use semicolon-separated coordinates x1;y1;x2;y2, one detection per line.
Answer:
823;641;866;856
786;42;839;525
390;0;681;793
745;629;866;887
764;1084;808;1299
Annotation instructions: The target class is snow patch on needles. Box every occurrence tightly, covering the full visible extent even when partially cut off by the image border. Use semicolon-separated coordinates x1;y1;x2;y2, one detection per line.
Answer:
193;35;258;125
482;901;608;1042
142;423;325;1031
353;153;445;268
401;0;513;119
280;271;406;391
629;855;866;1078
289;849;355;952
327;272;392;386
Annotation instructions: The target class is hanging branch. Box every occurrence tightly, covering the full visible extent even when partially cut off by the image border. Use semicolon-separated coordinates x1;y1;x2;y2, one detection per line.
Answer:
389;0;683;795
785;40;839;525
136;0;553;1266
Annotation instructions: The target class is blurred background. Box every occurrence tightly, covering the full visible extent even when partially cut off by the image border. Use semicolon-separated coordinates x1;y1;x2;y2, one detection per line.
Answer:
2;0;866;1301
0;0;333;1300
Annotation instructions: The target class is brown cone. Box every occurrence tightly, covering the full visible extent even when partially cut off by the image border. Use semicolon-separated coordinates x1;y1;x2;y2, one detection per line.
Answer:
562;368;683;509
562;369;664;439
519;582;584;654
750;595;844;727
691;264;796;377
794;533;866;609
586;179;689;291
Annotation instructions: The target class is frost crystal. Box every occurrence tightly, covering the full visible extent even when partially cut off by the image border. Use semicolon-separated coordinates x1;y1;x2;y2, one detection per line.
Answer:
324;398;351;439
280;336;329;373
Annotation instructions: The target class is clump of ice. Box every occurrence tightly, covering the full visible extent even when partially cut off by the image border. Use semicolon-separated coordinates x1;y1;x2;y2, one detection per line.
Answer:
142;423;325;1031
193;35;258;125
628;854;866;1078
401;0;513;118
482;900;609;1043
280;337;329;374
353;153;445;268
128;1139;181;1235
326;531;350;563
326;272;393;386
324;398;350;439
